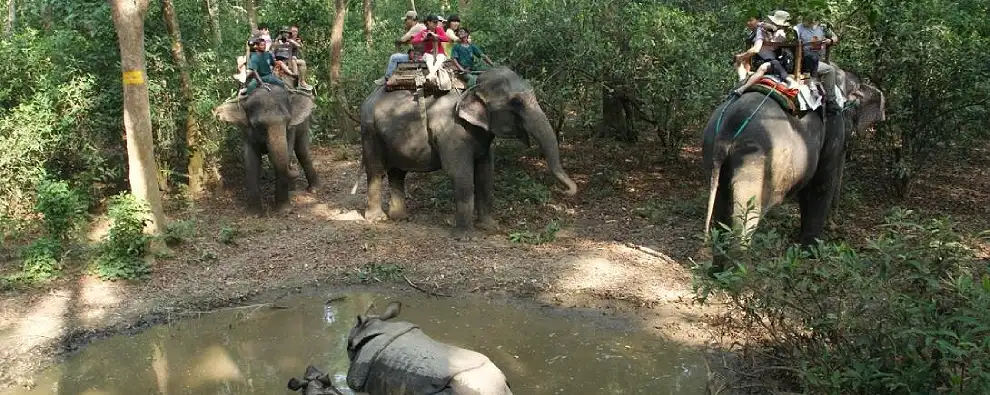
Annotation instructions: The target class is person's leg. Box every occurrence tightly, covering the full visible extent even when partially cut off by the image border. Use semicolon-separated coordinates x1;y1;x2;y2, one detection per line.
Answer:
294;58;311;89
735;53;753;81
817;61;840;112
377;53;410;85
422;53;437;81
732;62;771;97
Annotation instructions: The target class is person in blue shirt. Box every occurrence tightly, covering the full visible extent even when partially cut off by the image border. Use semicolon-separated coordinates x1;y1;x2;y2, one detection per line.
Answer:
240;35;288;95
450;28;495;86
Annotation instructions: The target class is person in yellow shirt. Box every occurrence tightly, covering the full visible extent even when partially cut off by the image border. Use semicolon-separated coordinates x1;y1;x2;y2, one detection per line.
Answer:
441;14;461;56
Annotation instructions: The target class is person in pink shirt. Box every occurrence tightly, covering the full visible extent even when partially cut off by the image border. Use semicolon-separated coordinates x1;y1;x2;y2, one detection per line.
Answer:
411;14;450;83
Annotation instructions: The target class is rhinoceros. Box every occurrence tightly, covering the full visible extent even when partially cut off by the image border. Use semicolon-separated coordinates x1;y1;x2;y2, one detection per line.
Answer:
345;301;514;395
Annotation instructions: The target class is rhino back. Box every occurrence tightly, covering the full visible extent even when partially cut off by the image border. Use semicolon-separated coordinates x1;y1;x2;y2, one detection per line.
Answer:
365;329;493;394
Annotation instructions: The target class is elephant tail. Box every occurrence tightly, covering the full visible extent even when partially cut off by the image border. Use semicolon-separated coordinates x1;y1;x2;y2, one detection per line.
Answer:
704;138;732;236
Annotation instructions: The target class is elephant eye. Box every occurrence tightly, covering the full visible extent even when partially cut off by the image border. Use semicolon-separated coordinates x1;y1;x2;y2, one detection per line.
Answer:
509;96;524;108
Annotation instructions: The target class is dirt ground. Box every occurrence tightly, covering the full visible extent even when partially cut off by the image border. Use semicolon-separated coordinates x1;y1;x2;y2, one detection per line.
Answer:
1;136;988;391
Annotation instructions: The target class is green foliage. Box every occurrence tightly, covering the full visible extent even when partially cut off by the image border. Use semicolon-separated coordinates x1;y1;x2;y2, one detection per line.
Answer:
217;225;240;245
353;262;405;283
34;177;89;241
20;237;63;281
508;219;562;245
92;193;152;281
162;219;196;246
695;208;990;393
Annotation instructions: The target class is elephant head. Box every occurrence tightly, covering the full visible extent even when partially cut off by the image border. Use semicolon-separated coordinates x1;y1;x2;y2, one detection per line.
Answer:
836;68;886;133
212;86;316;212
456;67;578;196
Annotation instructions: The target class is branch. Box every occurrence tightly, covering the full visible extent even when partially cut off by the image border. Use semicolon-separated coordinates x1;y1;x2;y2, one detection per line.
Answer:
402;275;451;297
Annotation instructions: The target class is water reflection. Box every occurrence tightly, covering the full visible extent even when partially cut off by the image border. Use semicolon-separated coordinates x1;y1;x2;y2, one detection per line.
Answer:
2;292;706;394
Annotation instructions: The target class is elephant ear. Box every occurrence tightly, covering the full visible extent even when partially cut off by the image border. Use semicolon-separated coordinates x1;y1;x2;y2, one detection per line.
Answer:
214;101;249;127
457;89;490;131
849;83;886;131
289;92;316;126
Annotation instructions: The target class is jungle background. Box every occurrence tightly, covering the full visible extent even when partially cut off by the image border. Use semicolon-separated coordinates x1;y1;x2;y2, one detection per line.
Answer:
1;0;989;393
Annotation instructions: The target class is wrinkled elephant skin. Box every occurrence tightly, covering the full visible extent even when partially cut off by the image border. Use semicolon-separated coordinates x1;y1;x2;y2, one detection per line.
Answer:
213;86;317;214
345;301;514;395
359;66;577;239
701;67;885;268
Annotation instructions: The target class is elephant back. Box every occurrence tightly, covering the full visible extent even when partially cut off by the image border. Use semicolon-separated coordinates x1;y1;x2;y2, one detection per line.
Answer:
358;327;496;394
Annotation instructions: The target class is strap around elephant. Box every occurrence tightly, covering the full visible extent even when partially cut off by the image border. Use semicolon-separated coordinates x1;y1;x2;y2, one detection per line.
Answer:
714;89;775;139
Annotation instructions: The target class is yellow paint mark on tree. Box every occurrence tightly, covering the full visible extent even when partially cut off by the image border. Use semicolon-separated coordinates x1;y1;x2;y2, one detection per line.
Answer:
122;70;145;85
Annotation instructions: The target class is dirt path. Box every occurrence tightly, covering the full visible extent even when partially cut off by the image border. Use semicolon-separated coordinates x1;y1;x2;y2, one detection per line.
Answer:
0;141;729;390
2;138;988;391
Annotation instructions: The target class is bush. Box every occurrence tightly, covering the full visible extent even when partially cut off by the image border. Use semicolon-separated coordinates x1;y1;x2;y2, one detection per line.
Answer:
695;208;990;394
92;193;152;281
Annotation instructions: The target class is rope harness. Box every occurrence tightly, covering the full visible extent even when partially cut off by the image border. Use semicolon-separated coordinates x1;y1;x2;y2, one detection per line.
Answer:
714;89;775;138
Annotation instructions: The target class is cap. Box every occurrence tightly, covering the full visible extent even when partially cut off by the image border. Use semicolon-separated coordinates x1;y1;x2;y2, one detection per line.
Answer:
403;10;417;20
447;14;460;22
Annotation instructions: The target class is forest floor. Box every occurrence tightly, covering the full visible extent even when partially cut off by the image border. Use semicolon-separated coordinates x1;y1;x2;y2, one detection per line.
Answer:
1;136;988;391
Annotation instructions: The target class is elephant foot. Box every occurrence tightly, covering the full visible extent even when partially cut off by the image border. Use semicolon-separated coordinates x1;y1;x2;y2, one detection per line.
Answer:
451;228;478;241
289;168;301;179
305;182;320;194
387;209;409;221
246;202;264;217
364;208;387;222
476;217;500;232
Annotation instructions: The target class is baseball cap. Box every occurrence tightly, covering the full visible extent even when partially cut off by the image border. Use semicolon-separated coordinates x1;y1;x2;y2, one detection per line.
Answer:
403;10;417;20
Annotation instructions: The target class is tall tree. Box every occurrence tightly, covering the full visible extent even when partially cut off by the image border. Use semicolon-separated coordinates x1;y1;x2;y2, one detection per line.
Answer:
244;0;257;30
109;0;167;234
329;0;347;85
5;0;14;35
162;0;206;195
203;0;222;48
363;0;373;48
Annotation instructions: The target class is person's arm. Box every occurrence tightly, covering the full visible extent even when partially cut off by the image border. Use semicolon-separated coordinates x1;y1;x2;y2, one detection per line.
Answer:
473;45;494;66
436;27;450;42
398;25;424;44
410;29;427;44
824;24;838;46
452;54;468;72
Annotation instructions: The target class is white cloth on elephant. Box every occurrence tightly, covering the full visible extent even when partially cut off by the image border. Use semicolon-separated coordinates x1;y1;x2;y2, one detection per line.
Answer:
422;53;448;80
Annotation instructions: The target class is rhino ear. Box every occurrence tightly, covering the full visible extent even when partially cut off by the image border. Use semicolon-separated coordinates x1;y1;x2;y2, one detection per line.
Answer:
381;301;401;320
355;315;365;326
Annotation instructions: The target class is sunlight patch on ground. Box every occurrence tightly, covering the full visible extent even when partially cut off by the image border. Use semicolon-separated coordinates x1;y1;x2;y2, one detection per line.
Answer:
291;193;365;221
76;277;122;326
12;291;71;353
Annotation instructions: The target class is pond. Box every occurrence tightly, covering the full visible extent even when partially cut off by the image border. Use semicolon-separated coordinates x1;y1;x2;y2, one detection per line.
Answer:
2;291;707;394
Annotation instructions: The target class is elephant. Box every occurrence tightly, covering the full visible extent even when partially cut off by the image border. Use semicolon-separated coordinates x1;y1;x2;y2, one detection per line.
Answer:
213;84;317;214
287;365;345;395
346;301;514;395
701;67;885;267
359;66;578;239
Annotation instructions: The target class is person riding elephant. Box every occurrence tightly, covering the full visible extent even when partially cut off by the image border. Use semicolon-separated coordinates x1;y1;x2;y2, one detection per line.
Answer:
701;66;885;270
239;35;286;96
213;84;317;214
346;302;514;395
359;66;578;239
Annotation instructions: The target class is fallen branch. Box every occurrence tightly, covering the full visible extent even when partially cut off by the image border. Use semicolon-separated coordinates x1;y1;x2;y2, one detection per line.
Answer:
181;302;288;317
402;275;452;298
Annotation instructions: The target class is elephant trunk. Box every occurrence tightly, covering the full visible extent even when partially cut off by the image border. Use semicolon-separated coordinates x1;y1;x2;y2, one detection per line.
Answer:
522;101;577;196
267;124;291;205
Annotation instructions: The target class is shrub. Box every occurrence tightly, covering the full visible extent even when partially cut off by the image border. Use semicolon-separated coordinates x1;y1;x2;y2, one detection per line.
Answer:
694;208;990;394
92;193;152;281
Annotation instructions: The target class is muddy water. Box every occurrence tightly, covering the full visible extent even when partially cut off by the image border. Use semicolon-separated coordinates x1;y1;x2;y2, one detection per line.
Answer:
3;292;706;394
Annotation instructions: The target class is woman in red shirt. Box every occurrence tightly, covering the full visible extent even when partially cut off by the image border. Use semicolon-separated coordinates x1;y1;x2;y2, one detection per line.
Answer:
411;14;451;83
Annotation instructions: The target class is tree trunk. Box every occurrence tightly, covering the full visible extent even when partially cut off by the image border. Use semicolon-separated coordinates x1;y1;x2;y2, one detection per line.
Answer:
329;0;347;86
162;0;205;196
458;0;468;11
5;0;14;35
363;0;373;48
244;0;257;30
409;0;416;12
203;0;221;48
109;0;167;235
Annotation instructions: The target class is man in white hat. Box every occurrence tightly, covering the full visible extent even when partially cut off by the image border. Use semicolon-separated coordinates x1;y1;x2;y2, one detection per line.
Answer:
375;10;427;85
795;12;841;112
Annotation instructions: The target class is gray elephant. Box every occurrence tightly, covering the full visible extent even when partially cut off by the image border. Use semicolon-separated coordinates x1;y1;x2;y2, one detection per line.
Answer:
213;84;317;214
359;66;578;239
346;301;513;395
702;67;885;266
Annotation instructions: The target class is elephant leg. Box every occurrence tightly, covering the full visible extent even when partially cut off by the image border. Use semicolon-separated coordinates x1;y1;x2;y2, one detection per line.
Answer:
294;128;319;192
243;142;264;215
286;129;300;186
710;163;736;271
387;168;409;220
799;120;844;248
474;151;498;231
443;153;477;240
267;127;292;211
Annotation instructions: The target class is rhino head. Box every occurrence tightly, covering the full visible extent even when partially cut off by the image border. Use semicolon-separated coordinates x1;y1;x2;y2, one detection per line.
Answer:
346;301;403;361
286;365;344;395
